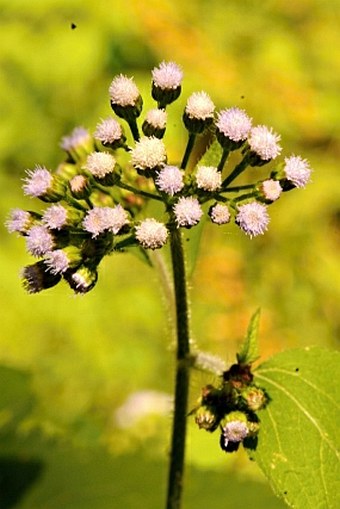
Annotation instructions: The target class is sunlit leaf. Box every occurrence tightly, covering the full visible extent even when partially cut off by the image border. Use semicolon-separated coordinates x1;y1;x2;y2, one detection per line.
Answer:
251;347;340;509
237;308;261;364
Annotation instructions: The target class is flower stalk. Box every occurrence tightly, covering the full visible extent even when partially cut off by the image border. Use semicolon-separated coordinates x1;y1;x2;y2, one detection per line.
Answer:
166;225;191;509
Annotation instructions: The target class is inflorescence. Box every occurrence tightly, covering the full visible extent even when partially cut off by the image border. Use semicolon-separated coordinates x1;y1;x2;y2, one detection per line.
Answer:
6;61;312;294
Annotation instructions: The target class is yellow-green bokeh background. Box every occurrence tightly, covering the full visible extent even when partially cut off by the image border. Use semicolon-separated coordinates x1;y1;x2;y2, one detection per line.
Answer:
1;0;339;507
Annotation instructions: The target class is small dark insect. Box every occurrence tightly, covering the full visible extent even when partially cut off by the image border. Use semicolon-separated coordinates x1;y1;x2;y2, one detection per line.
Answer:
295;368;299;372
240;95;245;99
71;23;77;30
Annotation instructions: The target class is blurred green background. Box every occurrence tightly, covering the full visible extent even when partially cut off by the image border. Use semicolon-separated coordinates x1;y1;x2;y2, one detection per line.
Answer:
1;0;339;507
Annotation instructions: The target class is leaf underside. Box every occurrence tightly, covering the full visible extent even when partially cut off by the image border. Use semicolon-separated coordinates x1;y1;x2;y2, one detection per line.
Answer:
251;347;340;509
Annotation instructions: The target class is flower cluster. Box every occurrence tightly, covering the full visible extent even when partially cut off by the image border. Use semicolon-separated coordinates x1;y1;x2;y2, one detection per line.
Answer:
6;61;312;294
193;362;269;453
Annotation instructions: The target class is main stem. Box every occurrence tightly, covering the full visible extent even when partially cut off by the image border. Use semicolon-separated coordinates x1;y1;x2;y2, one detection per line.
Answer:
166;227;191;509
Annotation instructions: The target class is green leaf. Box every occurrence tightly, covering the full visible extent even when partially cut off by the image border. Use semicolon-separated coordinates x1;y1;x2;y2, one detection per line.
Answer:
237;308;261;364
251;347;340;509
184;140;223;277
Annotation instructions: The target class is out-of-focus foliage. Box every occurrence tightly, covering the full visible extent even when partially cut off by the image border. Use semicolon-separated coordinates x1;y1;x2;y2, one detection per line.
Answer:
1;0;339;507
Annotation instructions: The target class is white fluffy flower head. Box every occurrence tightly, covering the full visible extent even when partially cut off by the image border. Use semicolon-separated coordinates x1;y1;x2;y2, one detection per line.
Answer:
261;179;282;201
109;74;140;107
284;155;312;188
209;203;231;225
155;165;184;196
6;209;32;234
135;218;168;249
23;166;52;197
94;117;123;144
248;125;282;161
216;107;252;142
152;61;183;90
223;420;248;444
44;250;70;275
145;108;167;129
236;202;269;237
196;166;221;192
185;91;215;120
131;137;167;171
173;197;203;228
43;204;67;230
60;127;91;151
85;152;116;178
26;225;54;257
83;205;129;238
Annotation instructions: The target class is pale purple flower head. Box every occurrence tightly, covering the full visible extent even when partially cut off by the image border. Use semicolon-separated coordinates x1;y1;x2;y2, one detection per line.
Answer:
173;197;203;228
155;165;184;196
44;249;70;275
26;225;55;257
151;61;183;90
94;117;123;144
209;203;231;225
248;125;282;161
82;205;129;238
131;136;167;171
196;166;221;192
216;107;252;142
222;420;248;445
135;218;168;250
185;91;215;120
23;166;53;198
60;127;91;152
283;155;312;188
261;179;282;201
144;108;167;129
236;202;269;237
84;151;116;178
6;209;33;234
42;204;67;230
109;75;140;107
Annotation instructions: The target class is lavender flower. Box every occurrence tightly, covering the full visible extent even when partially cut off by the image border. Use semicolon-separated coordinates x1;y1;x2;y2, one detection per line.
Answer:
94;117;125;147
131;136;167;172
155;165;184;196
216;107;252;143
173;197;203;228
209;203;231;225
82;205;129;238
261;179;282;202
185;92;215;120
152;62;183;90
26;225;55;257
196;166;221;192
236;202;269;237
248;125;282;162
23;166;53;198
109;75;140;107
283;155;312;188
222;420;248;445
6;209;36;234
42;204;68;230
84;151;117;179
135;219;168;249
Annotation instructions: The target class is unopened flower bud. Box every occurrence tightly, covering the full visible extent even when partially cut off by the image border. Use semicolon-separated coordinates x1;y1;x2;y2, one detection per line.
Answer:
209;203;231;225
183;91;215;134
142;108;167;138
258;179;282;203
109;74;143;122
22;261;61;293
65;265;98;294
55;162;79;180
69;174;92;199
23;166;66;202
195;406;219;432
241;386;269;412
151;61;183;107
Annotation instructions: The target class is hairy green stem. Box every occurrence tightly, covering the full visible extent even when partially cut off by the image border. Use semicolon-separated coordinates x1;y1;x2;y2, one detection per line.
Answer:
217;147;230;172
117;181;163;201
181;133;196;170
222;154;249;188
166;226;191;509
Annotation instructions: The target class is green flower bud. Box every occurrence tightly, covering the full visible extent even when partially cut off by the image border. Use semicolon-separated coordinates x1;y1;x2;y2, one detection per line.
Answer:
22;261;61;293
